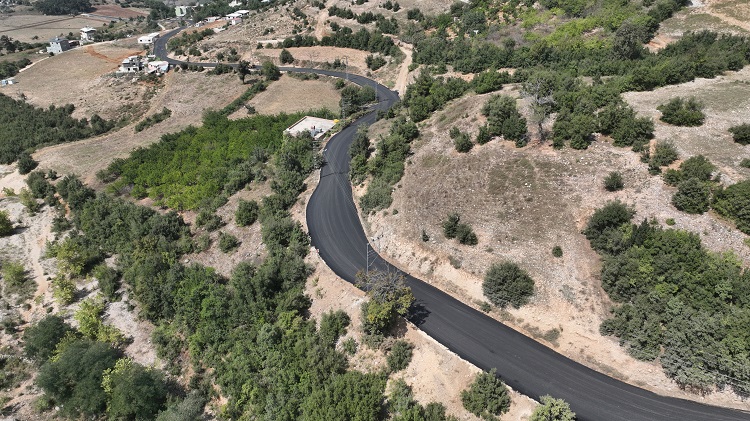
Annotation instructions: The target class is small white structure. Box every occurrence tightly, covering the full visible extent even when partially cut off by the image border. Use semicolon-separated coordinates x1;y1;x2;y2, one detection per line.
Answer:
235;9;250;16
119;56;143;73
138;32;160;45
175;6;188;17
80;27;96;42
206;16;220;22
0;78;16;87
228;0;242;6
147;60;169;74
226;12;243;25
284;116;337;140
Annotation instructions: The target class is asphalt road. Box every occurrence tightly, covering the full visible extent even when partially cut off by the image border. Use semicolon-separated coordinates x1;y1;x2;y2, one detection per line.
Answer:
155;28;750;421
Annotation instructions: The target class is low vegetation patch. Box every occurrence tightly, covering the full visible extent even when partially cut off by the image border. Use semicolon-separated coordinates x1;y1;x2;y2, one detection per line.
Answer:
483;262;535;309
134;107;172;132
657;97;705;127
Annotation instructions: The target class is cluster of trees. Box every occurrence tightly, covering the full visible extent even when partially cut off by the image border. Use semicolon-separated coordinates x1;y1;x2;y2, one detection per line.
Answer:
403;72;469;122
0;94;114;164
278;27;400;57
1;35;43;55
358;116;419;213
340;84;376;117
101;110;333;209
134;107;172;132
0;57;31;79
585;201;750;393
327;6;399;34
167;28;214;54
35;0;91;14
366;54;387;71
482;94;528;147
357;270;414;335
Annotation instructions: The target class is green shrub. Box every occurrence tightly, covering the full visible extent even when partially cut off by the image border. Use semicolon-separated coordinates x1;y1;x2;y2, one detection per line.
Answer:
92;264;120;301
482;95;527;144
672;178;711;214
461;368;511;420
456;223;478;245
442;213;461;239
235;199;259;226
729;123;750;145
279;48;295;64
657;97;705;126
23;315;74;363
0;210;13;236
713;180;750;234
195;211;223;231
387;340;413;372
741;158;750;168
530;395;576;421
650;141;678;167
2;261;27;288
451;127;473;152
218;232;240;253
582;200;635;255
476;124;492;144
360;178;394;213
665;218;676;225
552;245;563;257
17;151;38;175
483;262;535;309
604;171;624;191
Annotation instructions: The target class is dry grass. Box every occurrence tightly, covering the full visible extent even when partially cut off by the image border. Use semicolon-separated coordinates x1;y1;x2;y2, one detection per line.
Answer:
359;78;750;410
0;14;106;43
241;73;341;116
91;4;149;19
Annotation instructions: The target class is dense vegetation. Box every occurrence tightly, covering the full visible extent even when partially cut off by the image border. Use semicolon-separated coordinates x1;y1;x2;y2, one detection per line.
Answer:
0;94;114;164
0;57;31;79
657;97;705;126
483;262;535;309
531;396;576;421
278;27;400;57
102;110;333;209
461;369;511;420
729;123;750;145
134;107;172;132
35;0;92;15
713;180;750;235
586;201;750;393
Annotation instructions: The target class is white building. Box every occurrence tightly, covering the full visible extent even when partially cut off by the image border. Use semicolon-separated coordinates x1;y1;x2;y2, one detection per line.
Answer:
138;32;160;45
228;0;242;6
47;37;72;55
118;56;143;73
80;27;96;42
147;60;169;74
284;116;337;140
175;6;188;17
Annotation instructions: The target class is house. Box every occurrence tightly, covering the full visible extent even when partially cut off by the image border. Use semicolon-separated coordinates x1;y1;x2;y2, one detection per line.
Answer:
235;9;250;16
47;37;71;55
80;27;96;42
118;56;143;73
226;12;243;24
175;6;188;17
138;32;160;45
284;116;337;140
228;0;242;6
206;16;220;22
0;78;16;87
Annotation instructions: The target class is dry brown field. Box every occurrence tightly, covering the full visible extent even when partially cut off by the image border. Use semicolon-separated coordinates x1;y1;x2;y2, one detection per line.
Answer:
239;73;341;116
91;4;149;19
0;14;105;43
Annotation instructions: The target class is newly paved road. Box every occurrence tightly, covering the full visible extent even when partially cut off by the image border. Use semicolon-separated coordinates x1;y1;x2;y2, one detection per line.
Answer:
155;27;750;421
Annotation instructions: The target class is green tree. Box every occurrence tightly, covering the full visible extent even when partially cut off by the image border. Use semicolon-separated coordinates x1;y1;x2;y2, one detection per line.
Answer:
460;368;511;420
23;315;74;363
530;395;576;421
280;48;295;64
442;213;461;239
0;210;13;236
387;340;413;372
357;270;414;335
604;171;624;191
482;95;528;145
650;141;679;167
105;361;169;420
36;339;121;418
658;97;705;126
261;61;281;81
483;262;535;309
17;151;38;175
218;232;240;253
713;180;750;234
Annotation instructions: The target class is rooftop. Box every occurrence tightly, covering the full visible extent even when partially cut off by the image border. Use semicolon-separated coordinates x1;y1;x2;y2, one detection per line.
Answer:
284;116;337;140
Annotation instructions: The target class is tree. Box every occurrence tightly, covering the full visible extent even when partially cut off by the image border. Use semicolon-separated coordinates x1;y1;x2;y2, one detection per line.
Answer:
531;395;576;421
36;339;121;418
613;20;648;60
23;315;74;363
237;60;251;83
582;200;634;254
261;61;281;81
35;0;92;15
280;48;295;64
482;95;527;145
387;340;413;372
17;151;37;175
483;262;535;309
104;361;169;420
0;210;13;236
604;171;624;191
460;368;511;420
451;127;473;152
713;180;750;234
729;123;750;145
218;232;240;253
650;141;678;167
521;72;557;141
357;270;414;335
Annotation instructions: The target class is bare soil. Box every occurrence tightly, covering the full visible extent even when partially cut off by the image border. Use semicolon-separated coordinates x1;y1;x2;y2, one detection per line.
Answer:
238;73;341;117
91;5;149;19
0;14;105;43
358;82;750;410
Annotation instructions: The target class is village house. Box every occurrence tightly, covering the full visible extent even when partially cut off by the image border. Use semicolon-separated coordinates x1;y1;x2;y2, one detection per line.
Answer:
175;6;188;17
80;27;96;43
118;56;143;73
46;37;72;55
138;32;160;45
284;116;337;140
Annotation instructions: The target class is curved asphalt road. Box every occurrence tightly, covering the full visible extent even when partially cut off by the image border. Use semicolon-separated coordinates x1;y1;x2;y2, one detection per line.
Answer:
155;28;750;421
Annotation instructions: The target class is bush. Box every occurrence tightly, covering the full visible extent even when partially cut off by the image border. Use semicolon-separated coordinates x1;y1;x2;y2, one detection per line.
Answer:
482;95;527;144
23;315;74;362
442;213;461;239
729;123;750;145
582;200;635;254
195;210;223;231
366;54;387;70
455;223;478;245
483;262;535;309
93;264;120;301
218;232;240;253
604;171;624;191
530;395;576;421
451;127;473;153
235;199;259;226
657;97;705;126
672;178;711;214
2;261;27;288
360;178;394;213
476;124;492;144
552;245;563;257
0;210;13;236
650;141;678;167
387;340;413;372
713;180;750;234
461;368;511;420
17;151;38;175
